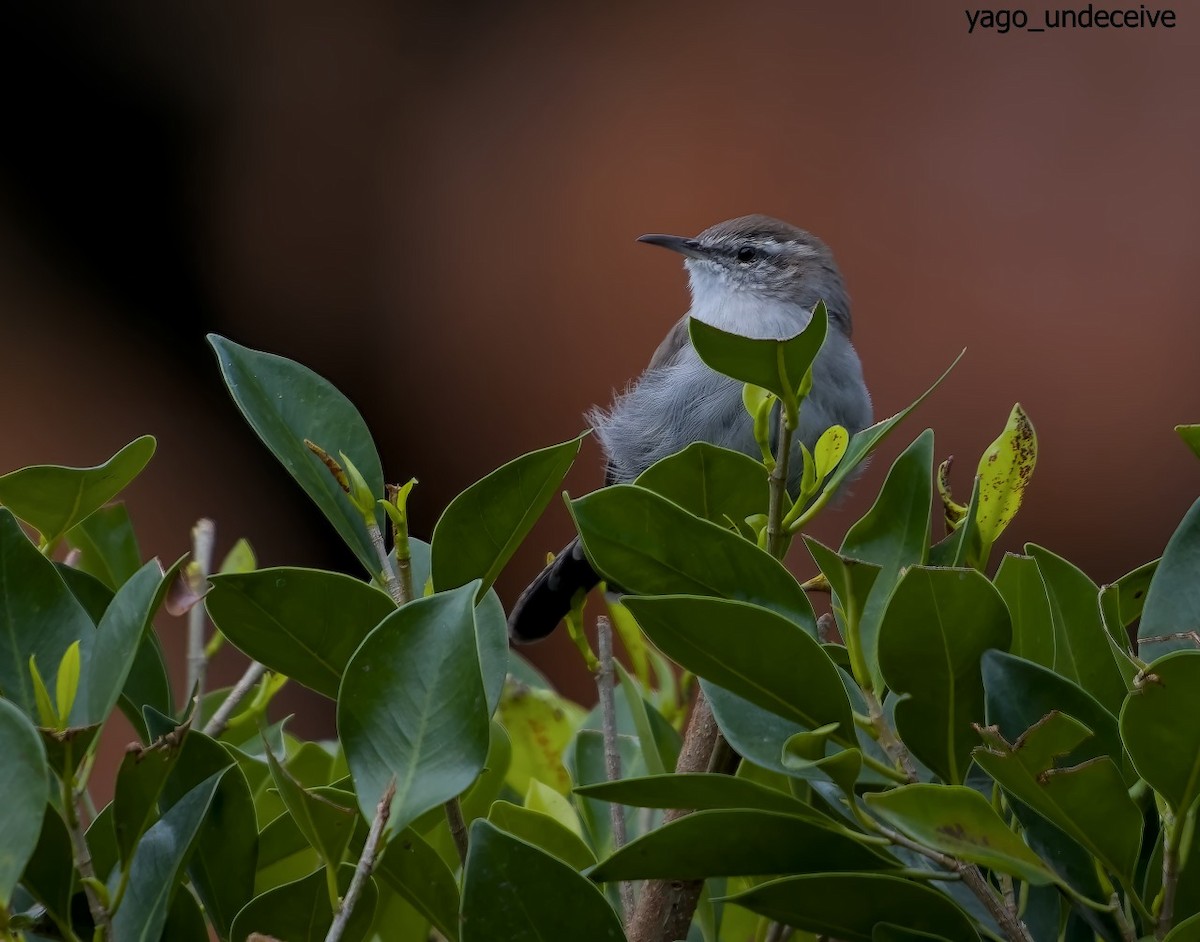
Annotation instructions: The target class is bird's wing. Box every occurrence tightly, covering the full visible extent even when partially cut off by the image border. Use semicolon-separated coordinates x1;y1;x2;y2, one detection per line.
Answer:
646;315;690;372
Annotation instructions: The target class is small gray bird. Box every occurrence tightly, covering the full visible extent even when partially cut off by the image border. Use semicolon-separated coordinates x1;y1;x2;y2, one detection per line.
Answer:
507;214;872;643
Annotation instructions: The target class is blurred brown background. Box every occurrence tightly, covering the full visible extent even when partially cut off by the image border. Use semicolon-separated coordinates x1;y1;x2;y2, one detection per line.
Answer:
3;2;1198;770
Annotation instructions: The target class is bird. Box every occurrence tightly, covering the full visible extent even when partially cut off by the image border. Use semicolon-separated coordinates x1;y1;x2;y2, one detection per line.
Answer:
507;214;872;643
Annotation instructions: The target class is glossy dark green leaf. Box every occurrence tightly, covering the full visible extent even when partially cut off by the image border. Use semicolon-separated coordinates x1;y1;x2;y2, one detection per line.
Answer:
804;538;883;689
460;720;512;825
720;872;978;942
0;699;48;908
113;730;187;867
0;510;94;720
823;352;963;499
1119;651;1200;814
838;429;934;692
1165;912;1200;942
74;560;161;727
689;301;828;403
230;863;376;942
18;805;74;930
703;682;820;779
207;567;394;700
461;821;624;942
0;435;156;544
973;713;1142;882
488;800;596;870
159;730;257;940
1028;544;1128;714
589;809;894;881
993;554;1054;669
66;502;141;590
873;925;954;942
371;824;460;941
1138;498;1200;661
1097;585;1141;687
929;475;983;570
432;435;583;600
574;772;825;818
864;784;1055;884
981;649;1125;772
339;583;489;832
208;334;386;578
571;484;815;631
473;588;509;717
111;769;224;942
635;441;769;539
1112;558;1158;628
623;595;852;743
161;885;208;942
877;566;1011;783
264;743;355;869
569;729;640;860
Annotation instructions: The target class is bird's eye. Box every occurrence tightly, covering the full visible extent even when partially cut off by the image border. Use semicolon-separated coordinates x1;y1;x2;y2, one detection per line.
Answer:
736;246;757;263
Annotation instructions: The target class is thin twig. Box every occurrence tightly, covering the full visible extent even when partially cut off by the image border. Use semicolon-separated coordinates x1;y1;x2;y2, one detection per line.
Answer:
326;778;395;942
444;798;469;867
766;404;795;560
597;616;635;922
1158;812;1181;938
187;518;216;705
202;661;267;738
62;743;112;940
863;687;919;782
765;922;792;942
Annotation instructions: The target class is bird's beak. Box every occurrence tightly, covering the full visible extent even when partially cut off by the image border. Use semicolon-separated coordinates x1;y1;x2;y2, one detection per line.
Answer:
637;233;707;260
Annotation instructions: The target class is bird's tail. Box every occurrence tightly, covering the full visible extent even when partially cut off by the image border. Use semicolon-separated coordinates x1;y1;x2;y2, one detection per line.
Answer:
507;536;600;643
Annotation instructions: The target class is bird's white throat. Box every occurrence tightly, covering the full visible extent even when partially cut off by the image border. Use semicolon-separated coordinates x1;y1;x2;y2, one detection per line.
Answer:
685;264;813;340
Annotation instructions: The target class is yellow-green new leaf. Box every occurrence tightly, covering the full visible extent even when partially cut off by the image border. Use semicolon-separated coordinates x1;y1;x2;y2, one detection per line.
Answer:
524;779;583;838
815;425;848;479
28;656;58;729
54;641;81;728
974;404;1036;555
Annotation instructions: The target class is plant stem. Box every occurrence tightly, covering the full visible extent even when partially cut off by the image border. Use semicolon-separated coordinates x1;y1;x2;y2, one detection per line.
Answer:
62;744;112;941
186;518;215;706
326;778;394;942
444;797;469;867
765;921;791;942
596;616;635;922
1158;812;1181;938
863;688;919;783
367;521;403;605
202;661;267;738
766;404;795;560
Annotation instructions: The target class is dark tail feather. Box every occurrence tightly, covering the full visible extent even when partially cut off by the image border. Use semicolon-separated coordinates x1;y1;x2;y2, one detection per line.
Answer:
507;536;600;643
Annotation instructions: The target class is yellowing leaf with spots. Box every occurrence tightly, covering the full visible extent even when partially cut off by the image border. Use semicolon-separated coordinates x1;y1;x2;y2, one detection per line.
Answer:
975;404;1036;556
497;678;586;796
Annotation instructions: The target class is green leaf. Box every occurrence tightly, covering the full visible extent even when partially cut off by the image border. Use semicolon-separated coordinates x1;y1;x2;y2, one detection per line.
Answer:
66;502;142;589
208;334;386;578
929;475;983;570
0;509;94;720
432;435;583;599
159;729;258;940
589;809;895;881
74;560;162;727
837;428;935;692
488;800;596;870
207;567;395;700
574;772;827;818
615;664;666;775
111;769;225;942
623;595;853;745
373;825;461;941
572;484;814;632
822;351;964;499
339;583;490;832
569;730;640;859
18;806;75;930
719;872;979;942
498;680;585;797
815;425;850;479
264;742;355;872
805;538;883;692
1029;544;1128;714
864;784;1055;884
161;884;209;942
1119;650;1200;815
460;720;513;825
461;820;625;942
0;698;49;908
993;554;1055;669
230;863;377;942
1165;912;1200;942
0;435;156;544
974;403;1036;561
688;300;828;403
973;713;1142;882
1111;557;1158;629
28;654;57;729
1138;497;1200;661
635;441;769;540
1176;424;1200;460
877;566;1011;784
113;732;187;867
